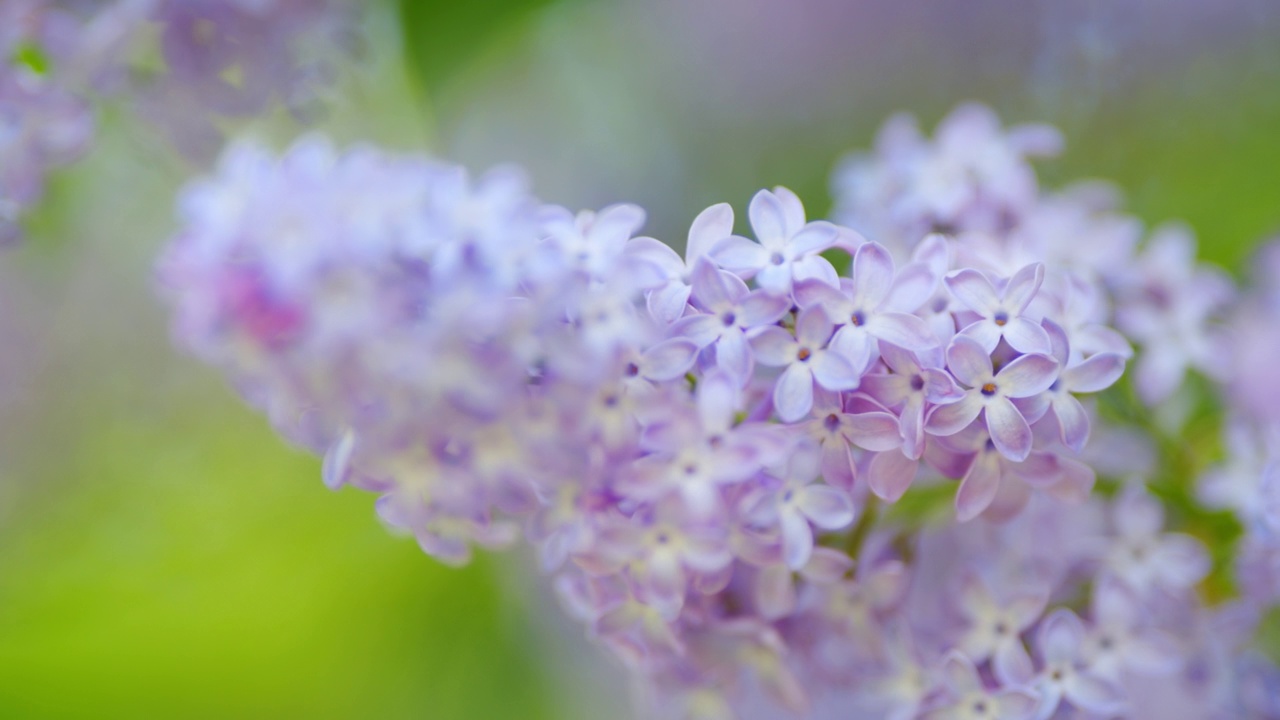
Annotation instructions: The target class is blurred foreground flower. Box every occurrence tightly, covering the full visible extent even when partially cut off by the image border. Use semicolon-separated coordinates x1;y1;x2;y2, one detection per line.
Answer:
158;105;1279;719
0;0;355;244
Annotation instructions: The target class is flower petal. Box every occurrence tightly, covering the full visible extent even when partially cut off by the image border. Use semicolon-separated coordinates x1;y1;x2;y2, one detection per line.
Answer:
710;235;769;275
626;236;685;279
851;241;896;307
751;326;797;366
1003;262;1045;312
960;319;1003;354
789;223;838;257
773;363;815;422
945;268;1000;315
1063;352;1126;393
697;371;739;434
648;282;693;324
641;338;699;381
780;509;815;569
868;311;936;351
925;393;983;436
986;396;1034;461
749;189;788;246
737;290;791;328
946;335;994;387
1001;316;1052;355
830;325;876;376
867;450;917;502
795;305;836;347
797;485;855;530
671;313;723;348
690;256;739;311
811;350;862;391
1064;673;1125;715
755;563;797;620
994;639;1036;686
715;328;752;381
956;451;1002;521
820;440;856;491
791;253;840;287
844;411;903;451
940;651;982;694
884;261;935;313
992;689;1041;720
997;352;1060;398
772;185;807;231
1052;394;1091;453
686;202;735;262
1039;608;1085;664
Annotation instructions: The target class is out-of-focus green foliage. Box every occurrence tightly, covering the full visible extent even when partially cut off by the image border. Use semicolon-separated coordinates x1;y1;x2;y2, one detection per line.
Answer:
399;0;563;99
0;385;559;718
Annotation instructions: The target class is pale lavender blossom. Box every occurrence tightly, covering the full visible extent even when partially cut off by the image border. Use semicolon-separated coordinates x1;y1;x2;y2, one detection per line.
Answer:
945;263;1053;355
673;258;791;382
746;443;856;569
793;240;937;373
920;651;1040;720
1030;609;1126;717
925;335;1059;462
953;574;1046;686
626;203;736;323
1104;486;1210;597
1115;223;1234;406
710;187;839;295
751;305;865;422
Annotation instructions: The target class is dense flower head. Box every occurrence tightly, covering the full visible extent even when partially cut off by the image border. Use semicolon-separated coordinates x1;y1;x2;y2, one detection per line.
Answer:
159;103;1280;719
0;0;355;243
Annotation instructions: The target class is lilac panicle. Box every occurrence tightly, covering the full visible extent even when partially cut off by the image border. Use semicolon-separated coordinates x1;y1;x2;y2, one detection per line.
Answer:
157;101;1280;719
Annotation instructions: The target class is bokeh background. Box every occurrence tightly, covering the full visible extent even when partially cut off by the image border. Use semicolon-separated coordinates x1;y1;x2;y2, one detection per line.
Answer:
1;0;1278;716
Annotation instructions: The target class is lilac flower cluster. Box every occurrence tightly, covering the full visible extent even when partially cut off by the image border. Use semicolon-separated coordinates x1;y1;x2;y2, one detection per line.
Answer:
160;104;1280;719
832;103;1229;408
0;0;353;243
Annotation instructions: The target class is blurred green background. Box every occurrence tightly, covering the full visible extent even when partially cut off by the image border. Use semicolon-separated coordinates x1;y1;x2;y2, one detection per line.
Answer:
0;1;1278;717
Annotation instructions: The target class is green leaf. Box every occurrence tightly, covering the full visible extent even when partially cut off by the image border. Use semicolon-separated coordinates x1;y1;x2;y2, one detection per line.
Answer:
398;0;562;98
